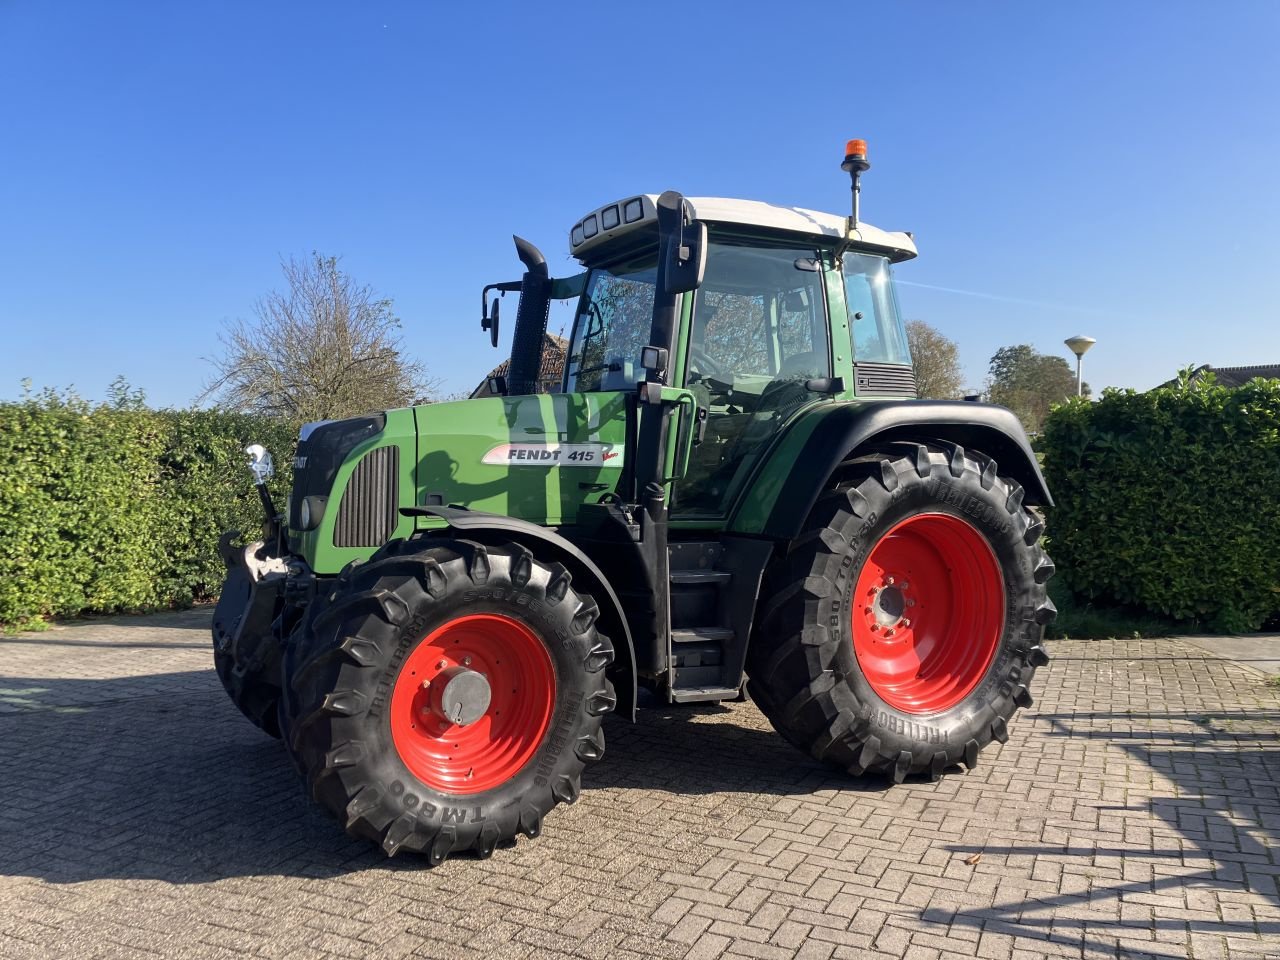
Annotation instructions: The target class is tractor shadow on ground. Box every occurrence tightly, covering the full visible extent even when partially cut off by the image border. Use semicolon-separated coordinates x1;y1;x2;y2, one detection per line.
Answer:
918;708;1280;956
0;671;885;885
592;692;897;800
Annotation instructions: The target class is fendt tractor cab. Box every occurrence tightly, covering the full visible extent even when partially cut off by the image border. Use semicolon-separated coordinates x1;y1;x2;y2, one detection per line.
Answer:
214;141;1056;863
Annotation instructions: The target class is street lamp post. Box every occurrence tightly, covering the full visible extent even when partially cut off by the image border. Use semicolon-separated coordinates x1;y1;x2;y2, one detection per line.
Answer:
1064;335;1096;397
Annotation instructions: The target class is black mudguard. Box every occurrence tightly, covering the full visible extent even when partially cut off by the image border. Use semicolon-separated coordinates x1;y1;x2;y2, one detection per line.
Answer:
213;530;285;680
745;400;1053;541
402;505;640;721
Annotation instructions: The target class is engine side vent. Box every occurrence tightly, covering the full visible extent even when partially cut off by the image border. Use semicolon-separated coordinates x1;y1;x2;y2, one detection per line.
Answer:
333;446;399;547
853;361;918;398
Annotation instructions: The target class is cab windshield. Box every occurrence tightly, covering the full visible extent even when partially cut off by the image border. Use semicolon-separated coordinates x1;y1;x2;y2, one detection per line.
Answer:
842;252;911;365
564;255;657;393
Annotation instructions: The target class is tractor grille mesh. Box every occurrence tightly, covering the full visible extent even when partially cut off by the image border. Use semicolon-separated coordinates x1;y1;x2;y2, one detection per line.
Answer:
854;362;918;398
333;446;399;547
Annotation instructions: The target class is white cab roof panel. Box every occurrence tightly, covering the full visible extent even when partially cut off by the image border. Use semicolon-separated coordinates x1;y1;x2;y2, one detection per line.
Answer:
569;194;917;262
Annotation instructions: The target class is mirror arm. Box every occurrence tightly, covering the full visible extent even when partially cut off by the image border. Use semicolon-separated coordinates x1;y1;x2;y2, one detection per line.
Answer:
480;280;521;348
480;280;521;319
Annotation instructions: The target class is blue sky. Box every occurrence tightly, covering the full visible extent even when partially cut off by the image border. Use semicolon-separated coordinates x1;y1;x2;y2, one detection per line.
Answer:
2;1;1277;406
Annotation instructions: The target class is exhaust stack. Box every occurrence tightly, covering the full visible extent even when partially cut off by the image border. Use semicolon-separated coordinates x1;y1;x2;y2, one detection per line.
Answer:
505;235;551;396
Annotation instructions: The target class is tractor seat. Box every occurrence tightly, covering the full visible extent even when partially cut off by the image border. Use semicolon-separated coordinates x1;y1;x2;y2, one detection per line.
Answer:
776;351;823;380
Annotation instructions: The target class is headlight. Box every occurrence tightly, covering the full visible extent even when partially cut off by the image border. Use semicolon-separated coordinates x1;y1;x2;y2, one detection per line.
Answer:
297;495;327;532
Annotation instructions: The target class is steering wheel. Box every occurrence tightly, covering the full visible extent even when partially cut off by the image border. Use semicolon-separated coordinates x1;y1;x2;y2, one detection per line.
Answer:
687;345;734;393
687;344;716;375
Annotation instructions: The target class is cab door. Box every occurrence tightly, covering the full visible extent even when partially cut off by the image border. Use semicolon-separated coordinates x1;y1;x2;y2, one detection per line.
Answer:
673;239;832;520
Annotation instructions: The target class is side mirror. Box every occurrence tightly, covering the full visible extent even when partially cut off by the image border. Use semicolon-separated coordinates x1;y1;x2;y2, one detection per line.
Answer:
481;296;500;348
656;190;708;296
663;219;708;295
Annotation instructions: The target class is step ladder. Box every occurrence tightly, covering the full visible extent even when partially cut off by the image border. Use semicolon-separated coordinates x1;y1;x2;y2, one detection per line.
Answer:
666;541;744;703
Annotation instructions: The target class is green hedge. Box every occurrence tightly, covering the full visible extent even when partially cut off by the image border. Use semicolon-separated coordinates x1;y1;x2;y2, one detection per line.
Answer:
0;386;294;629
1040;374;1280;633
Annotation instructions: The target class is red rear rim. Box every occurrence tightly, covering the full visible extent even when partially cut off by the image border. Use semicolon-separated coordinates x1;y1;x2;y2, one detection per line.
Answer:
851;513;1004;715
390;613;555;794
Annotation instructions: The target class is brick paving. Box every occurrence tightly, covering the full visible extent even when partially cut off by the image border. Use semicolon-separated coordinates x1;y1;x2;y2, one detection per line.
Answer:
0;610;1277;960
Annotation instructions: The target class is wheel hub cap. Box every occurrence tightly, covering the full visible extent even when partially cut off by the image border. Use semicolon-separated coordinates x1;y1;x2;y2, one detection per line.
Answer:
425;666;492;727
871;583;907;628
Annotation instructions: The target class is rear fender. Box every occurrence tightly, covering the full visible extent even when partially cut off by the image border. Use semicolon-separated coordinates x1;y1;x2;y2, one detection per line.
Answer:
730;400;1052;540
402;506;639;721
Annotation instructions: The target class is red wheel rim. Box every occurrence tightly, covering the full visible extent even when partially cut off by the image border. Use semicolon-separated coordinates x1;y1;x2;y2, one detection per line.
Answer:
851;513;1004;715
390;613;555;794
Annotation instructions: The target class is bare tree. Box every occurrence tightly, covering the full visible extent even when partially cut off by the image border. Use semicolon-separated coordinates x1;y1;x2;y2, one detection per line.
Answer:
201;253;437;422
905;320;964;400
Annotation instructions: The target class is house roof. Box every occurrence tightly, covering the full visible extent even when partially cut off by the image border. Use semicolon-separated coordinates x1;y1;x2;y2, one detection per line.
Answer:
470;332;568;397
1204;365;1280;387
1164;364;1280;389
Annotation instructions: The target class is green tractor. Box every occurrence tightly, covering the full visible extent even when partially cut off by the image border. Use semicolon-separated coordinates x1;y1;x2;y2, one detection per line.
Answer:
213;140;1055;863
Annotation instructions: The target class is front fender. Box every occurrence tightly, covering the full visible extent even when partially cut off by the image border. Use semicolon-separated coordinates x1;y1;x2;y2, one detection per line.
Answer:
729;399;1052;540
402;505;639;721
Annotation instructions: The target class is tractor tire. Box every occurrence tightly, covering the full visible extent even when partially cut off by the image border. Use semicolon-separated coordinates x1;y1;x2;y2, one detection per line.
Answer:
212;568;282;738
280;536;615;862
746;443;1056;783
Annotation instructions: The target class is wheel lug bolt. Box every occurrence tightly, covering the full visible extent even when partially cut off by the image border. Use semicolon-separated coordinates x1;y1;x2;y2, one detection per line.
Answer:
420;678;431;690
437;659;447;669
885;629;894;638
463;656;472;666
902;619;911;628
900;581;909;590
886;576;895;586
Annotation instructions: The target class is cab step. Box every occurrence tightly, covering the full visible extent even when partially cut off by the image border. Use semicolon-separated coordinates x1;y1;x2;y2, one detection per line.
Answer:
669;569;732;586
672;626;734;644
670;685;741;704
664;538;774;706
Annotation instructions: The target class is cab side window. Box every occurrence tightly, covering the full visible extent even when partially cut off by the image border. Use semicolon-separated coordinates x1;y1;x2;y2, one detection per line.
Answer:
843;253;910;366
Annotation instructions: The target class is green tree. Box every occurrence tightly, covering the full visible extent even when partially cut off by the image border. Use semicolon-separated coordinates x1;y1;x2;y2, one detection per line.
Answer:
905;320;964;399
986;344;1083;432
201;253;437;422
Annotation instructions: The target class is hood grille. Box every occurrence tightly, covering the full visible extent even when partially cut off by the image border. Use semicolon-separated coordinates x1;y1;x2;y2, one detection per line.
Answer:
334;446;399;548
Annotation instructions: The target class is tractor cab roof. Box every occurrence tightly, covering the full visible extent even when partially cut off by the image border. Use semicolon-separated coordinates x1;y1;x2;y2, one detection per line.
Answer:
569;194;918;265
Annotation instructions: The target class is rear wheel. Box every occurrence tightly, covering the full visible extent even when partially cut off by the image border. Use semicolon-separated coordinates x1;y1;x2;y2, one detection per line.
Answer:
747;443;1056;782
280;537;615;862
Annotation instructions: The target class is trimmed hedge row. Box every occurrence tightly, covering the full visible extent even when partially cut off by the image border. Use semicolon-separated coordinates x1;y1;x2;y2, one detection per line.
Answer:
1040;375;1280;633
0;388;294;629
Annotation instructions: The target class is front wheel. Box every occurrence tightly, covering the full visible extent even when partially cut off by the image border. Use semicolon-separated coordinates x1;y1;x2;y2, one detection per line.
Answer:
747;443;1056;783
280;537;615;862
